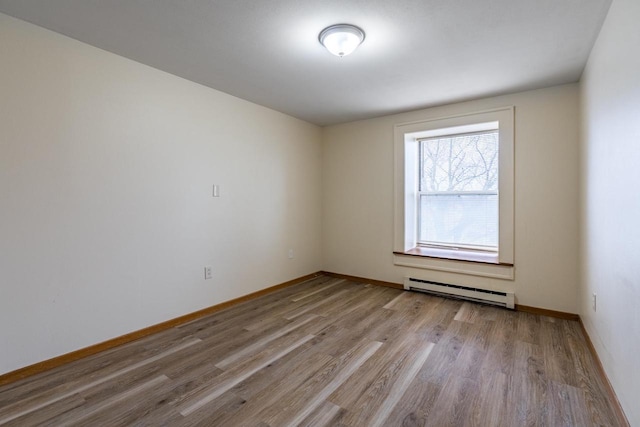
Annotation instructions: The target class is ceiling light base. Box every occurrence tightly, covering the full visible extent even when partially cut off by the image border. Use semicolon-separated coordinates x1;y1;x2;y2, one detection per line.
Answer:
319;24;365;57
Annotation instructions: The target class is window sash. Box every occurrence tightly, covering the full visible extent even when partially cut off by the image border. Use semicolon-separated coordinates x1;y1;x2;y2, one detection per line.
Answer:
416;191;499;251
416;129;498;143
417;130;499;194
417;129;500;252
418;190;498;196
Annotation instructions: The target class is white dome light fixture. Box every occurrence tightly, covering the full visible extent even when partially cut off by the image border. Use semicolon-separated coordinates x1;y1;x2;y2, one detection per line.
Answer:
319;24;365;57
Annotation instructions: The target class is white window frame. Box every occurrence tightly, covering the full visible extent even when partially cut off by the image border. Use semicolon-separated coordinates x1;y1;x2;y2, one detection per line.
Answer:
393;107;515;280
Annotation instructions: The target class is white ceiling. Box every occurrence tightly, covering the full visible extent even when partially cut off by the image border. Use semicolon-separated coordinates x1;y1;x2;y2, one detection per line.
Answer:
0;0;611;126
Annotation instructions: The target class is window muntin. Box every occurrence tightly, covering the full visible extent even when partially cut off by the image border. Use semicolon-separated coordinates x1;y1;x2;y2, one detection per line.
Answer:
418;129;499;251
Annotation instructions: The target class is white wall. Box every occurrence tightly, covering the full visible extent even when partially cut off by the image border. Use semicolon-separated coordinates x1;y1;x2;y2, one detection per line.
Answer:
0;13;322;375
323;84;580;312
579;0;640;424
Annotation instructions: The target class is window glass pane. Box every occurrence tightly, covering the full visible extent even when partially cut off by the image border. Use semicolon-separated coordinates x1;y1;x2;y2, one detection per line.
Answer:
420;131;498;192
419;194;498;248
419;129;499;249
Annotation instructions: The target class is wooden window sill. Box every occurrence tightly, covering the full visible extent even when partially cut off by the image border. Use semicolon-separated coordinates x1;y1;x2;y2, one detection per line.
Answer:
395;247;513;266
393;248;515;280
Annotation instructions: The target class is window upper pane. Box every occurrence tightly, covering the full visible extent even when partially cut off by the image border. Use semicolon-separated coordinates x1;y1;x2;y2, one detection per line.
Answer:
419;130;499;193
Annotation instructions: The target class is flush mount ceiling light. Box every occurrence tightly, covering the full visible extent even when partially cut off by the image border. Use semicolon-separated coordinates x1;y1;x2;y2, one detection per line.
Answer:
319;24;365;57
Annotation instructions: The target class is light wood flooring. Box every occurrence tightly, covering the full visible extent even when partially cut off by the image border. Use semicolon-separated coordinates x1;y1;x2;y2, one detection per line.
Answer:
0;275;625;426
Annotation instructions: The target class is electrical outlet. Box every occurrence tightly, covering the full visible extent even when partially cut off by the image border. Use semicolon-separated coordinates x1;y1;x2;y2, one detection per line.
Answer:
204;266;212;280
288;249;294;259
592;293;597;312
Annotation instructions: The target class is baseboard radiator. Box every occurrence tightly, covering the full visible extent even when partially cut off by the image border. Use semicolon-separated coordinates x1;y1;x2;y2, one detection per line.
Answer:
404;277;515;309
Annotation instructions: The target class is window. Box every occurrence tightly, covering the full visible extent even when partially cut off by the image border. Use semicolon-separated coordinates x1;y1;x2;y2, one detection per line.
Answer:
393;107;514;279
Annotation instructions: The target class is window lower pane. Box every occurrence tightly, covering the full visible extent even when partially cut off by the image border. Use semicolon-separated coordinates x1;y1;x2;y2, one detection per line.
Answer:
419;193;498;248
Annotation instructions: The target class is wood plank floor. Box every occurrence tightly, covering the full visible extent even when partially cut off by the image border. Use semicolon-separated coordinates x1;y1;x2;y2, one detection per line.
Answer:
0;275;625;426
